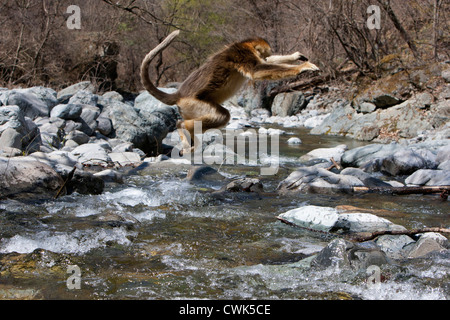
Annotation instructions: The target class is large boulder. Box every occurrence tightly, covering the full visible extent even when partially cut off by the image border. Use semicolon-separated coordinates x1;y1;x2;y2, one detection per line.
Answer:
271;92;307;117
0;156;64;200
100;88;180;155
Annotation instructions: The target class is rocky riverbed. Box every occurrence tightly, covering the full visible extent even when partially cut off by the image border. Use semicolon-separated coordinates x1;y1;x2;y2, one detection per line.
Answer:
0;71;449;299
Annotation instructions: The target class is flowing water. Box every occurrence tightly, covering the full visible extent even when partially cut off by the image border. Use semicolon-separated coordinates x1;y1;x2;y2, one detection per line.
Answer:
0;128;448;300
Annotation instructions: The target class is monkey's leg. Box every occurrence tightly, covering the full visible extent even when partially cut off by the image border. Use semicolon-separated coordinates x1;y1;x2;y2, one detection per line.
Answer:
177;99;230;155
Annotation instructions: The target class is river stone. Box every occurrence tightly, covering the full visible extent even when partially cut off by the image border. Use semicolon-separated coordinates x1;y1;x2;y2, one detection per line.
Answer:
278;206;340;232
0;128;23;150
1;90;50;119
299;144;348;163
407;233;447;259
405;169;450;186
277;167;364;194
272;92;307;117
0;156;64;200
66;169;105;195
380;148;431;176
375;235;416;259
311;238;389;271
57;81;95;104
109;152;142;166
50;104;83;120
71;143;111;166
335;213;406;233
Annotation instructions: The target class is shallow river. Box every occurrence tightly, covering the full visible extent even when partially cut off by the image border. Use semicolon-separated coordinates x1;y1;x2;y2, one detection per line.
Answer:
0;128;448;300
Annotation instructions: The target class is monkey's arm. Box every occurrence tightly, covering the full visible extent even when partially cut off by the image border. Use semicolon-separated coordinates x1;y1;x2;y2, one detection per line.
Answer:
265;52;308;64
245;62;319;81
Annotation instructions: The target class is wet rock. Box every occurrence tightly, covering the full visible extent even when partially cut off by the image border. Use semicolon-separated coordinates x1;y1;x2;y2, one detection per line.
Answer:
94;169;124;184
375;235;416;259
287;137;302;145
405;169;450;186
277;166;364;194
109;152;142;166
380;148;434;176
311;239;388;271
223;178;264;193
0;156;64;200
407;233;448;259
66;169;105;195
278;206;340;232
299;144;348;163
334;213;406;233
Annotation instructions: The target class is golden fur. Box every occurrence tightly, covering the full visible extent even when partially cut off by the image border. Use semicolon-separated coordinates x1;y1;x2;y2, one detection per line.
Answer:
141;31;319;154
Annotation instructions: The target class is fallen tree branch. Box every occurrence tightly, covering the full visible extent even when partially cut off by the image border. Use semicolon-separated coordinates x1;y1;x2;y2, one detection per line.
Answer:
352;186;450;199
269;74;331;97
54;166;76;200
350;227;450;242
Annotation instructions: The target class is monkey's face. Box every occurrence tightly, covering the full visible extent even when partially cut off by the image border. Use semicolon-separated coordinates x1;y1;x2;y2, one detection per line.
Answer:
254;43;272;59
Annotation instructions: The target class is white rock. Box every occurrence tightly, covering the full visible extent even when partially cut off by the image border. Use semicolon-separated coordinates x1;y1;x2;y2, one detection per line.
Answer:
278;206;340;232
109;152;142;166
287;137;302;145
335;213;406;233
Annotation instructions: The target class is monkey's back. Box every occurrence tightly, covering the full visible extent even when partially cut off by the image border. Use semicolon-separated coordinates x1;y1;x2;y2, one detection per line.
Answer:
177;42;261;104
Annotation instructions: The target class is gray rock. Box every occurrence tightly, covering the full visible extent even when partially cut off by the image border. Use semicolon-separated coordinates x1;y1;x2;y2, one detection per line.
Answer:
222;178;264;193
358;102;377;114
0;156;64;200
50;104;83;120
71;143;111;166
299;144;348;163
380;148;433;176
102;92;179;155
375;235;416;259
1;90;50;118
272;92;307;117
96;116;112;136
68;90;99;106
79;105;100;136
94;169;124;184
407;233;447;258
405;169;450;186
65;130;90;145
436;144;450;164
311;238;388;271
442;68;450;83
102;91;124;102
0;128;23;150
277;166;364;194
57;82;95;104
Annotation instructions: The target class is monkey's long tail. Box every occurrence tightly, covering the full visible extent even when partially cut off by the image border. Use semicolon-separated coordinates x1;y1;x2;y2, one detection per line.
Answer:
140;30;180;106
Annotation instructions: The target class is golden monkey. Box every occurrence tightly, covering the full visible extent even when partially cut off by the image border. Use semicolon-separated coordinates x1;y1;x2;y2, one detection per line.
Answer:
140;30;319;154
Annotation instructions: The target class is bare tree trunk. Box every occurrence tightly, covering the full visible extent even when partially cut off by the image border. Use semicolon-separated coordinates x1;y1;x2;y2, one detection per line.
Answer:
377;0;421;59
